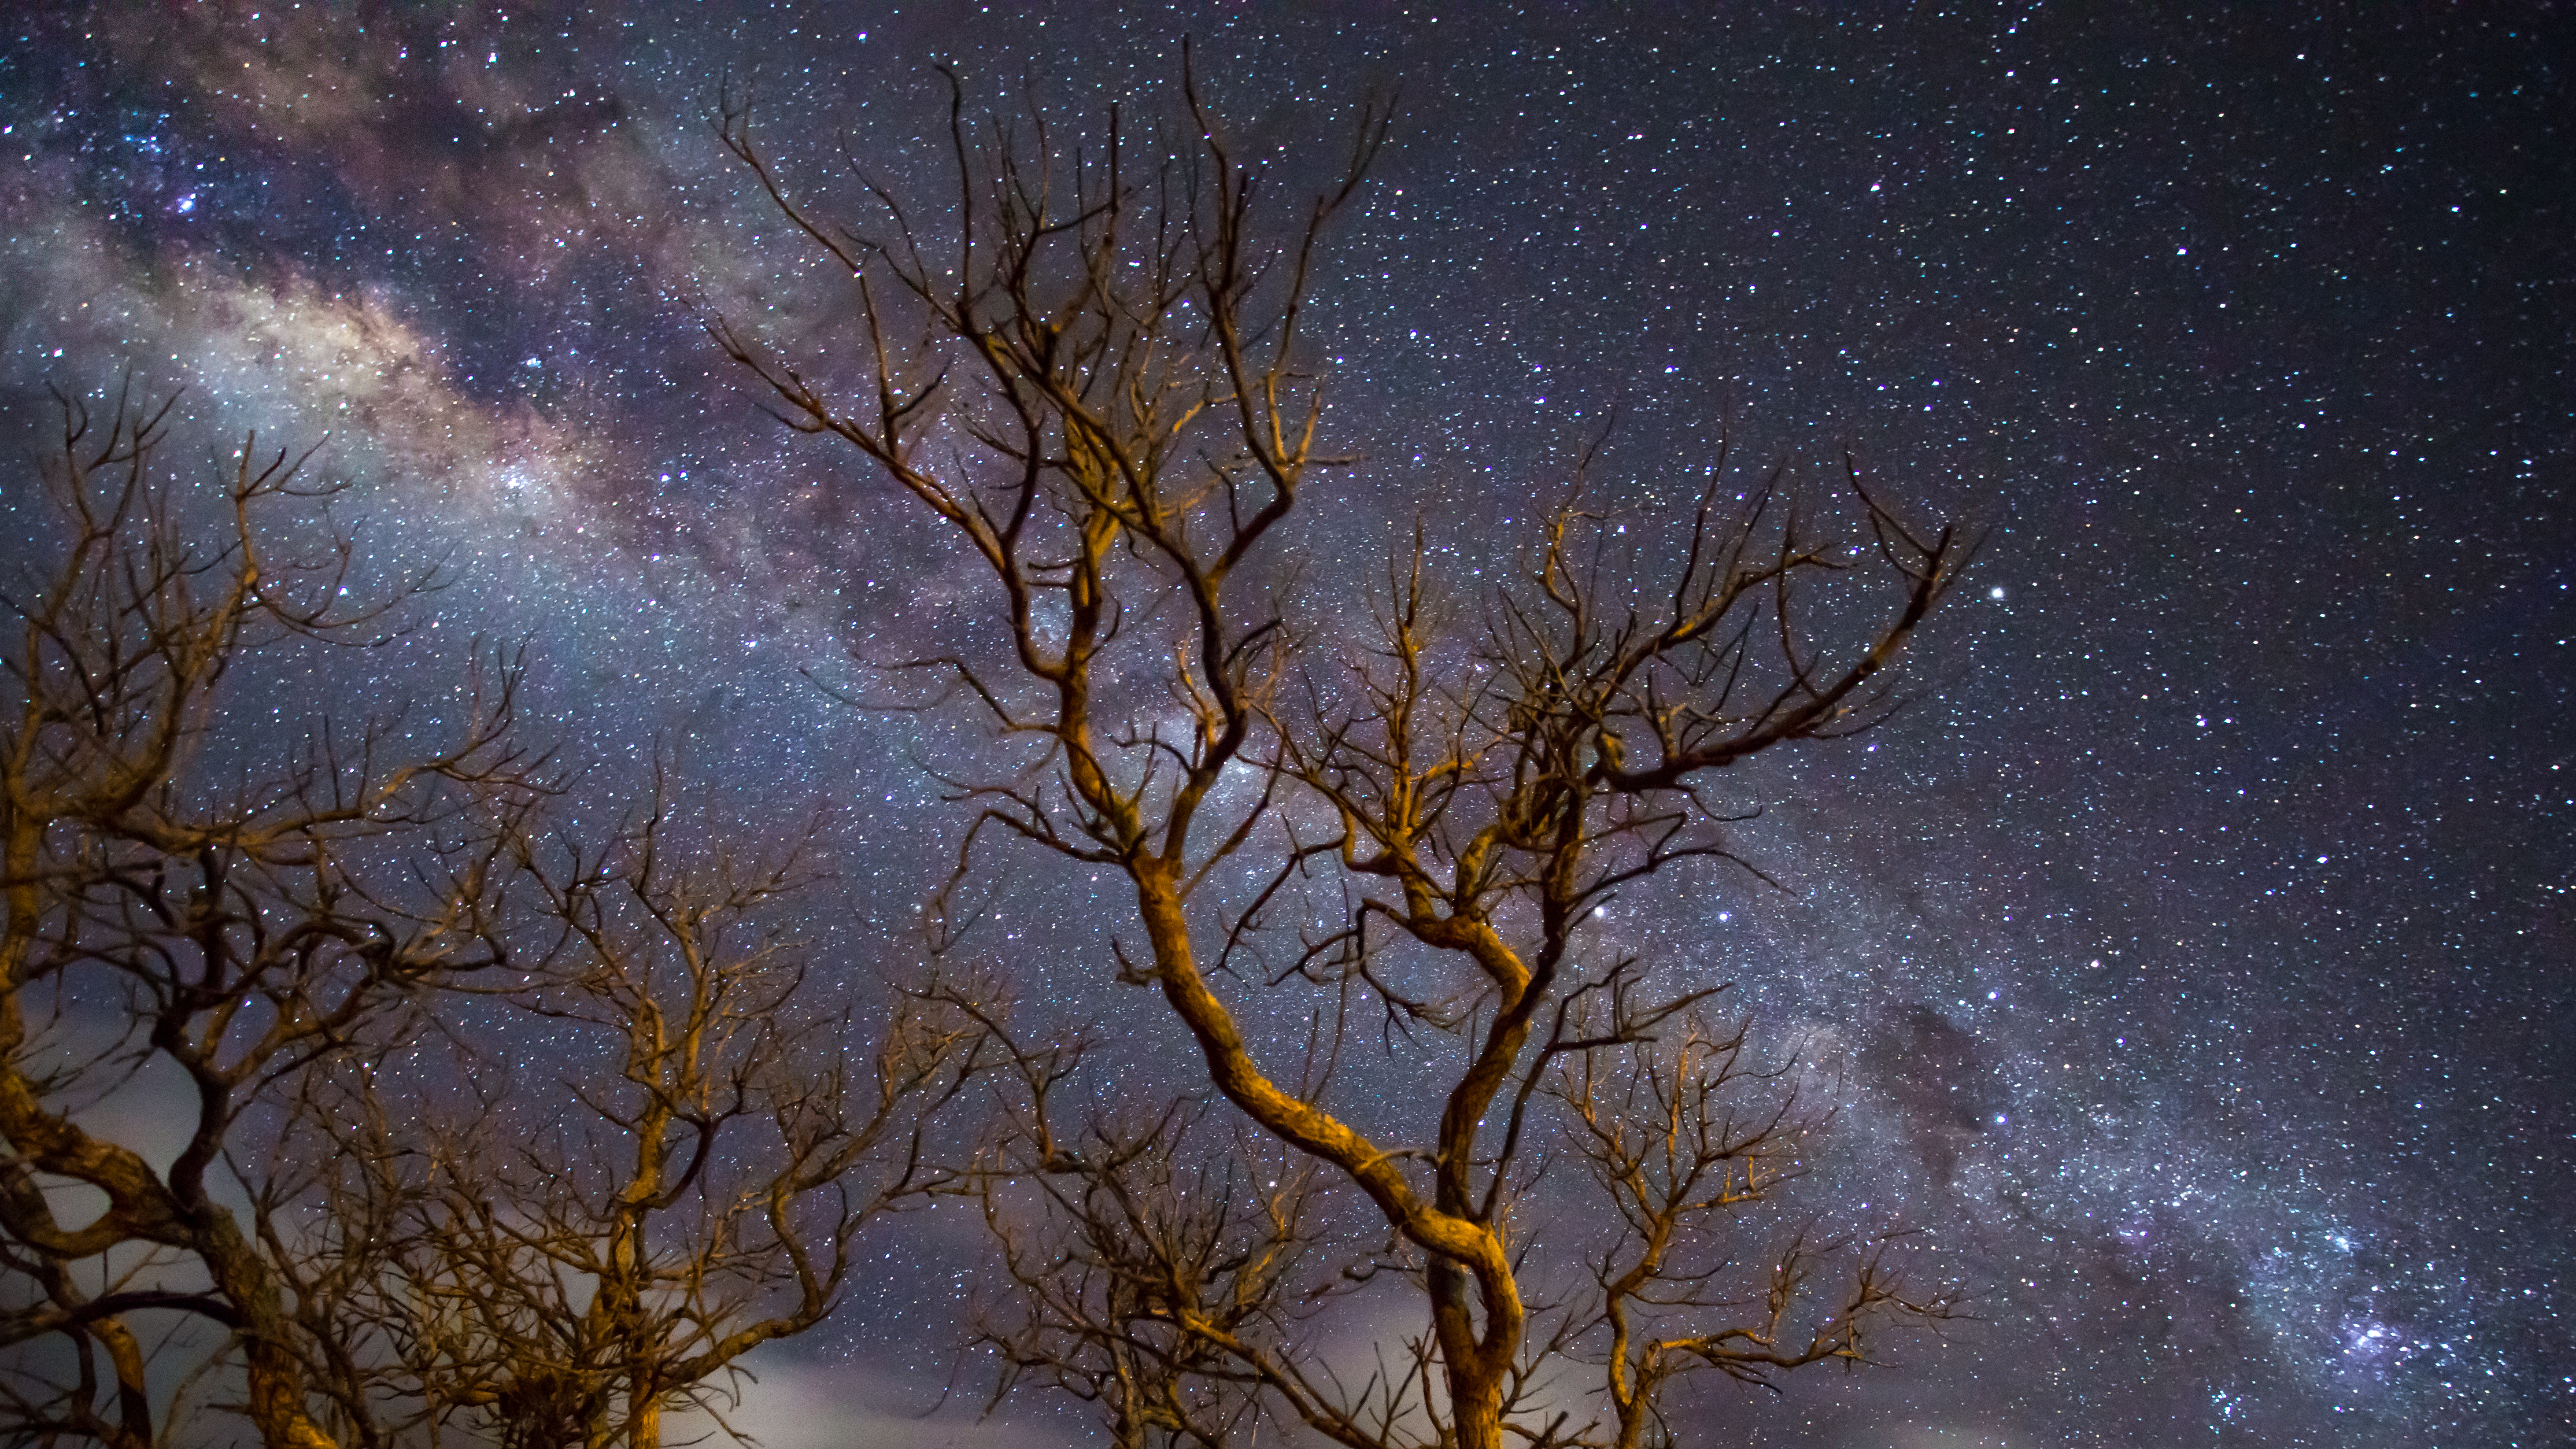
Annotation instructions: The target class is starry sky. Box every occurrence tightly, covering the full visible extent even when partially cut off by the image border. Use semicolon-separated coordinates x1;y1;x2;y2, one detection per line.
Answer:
2;4;2570;1446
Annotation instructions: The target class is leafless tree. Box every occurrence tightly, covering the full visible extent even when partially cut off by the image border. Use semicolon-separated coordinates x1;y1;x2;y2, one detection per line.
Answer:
719;62;1971;1449
261;799;991;1449
0;389;993;1449
956;1000;1355;1449
0;383;537;1449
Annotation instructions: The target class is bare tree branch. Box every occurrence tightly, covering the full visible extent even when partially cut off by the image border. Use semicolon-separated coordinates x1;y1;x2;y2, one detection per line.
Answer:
723;63;1971;1449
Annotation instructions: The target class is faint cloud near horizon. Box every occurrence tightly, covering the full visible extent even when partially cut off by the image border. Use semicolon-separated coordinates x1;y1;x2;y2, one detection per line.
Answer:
662;1352;1074;1449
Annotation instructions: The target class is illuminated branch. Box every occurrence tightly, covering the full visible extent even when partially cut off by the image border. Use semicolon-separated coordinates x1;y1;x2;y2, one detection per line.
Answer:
723;65;1971;1449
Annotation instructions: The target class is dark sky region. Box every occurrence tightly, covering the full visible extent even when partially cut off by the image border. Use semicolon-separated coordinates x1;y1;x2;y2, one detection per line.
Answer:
2;3;2570;1446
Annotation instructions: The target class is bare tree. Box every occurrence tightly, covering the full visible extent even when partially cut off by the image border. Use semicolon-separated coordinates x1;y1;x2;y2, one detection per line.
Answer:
959;1004;1352;1449
0;387;999;1449
719;63;1969;1449
1555;1002;1938;1448
264;794;991;1449
0;385;536;1449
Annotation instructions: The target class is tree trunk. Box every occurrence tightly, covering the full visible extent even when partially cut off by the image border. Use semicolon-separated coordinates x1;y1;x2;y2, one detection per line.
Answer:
204;1218;338;1449
1448;1364;1507;1449
627;1383;661;1449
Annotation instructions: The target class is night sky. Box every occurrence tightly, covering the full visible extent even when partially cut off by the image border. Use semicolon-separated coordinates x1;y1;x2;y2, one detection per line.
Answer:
3;4;2571;1446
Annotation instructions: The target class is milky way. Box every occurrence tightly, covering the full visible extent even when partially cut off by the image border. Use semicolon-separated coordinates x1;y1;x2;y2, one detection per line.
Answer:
3;5;2569;1446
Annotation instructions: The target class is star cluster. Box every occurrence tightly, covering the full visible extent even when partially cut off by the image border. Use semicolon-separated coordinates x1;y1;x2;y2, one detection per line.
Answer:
1;5;2567;1446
